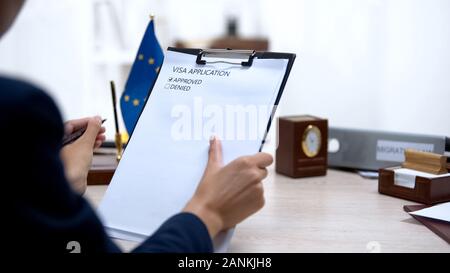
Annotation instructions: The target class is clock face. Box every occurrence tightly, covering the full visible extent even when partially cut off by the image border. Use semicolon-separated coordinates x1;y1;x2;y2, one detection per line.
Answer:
301;125;322;158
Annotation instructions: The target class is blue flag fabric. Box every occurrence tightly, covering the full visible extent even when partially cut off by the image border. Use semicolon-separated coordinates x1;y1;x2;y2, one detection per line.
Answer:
120;19;164;134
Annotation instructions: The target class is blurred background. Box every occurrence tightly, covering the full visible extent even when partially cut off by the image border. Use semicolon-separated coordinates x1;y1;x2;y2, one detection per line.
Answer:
0;0;449;141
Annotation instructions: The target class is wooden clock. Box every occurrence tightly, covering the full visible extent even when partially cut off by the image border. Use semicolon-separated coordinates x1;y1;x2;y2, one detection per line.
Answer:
276;115;328;178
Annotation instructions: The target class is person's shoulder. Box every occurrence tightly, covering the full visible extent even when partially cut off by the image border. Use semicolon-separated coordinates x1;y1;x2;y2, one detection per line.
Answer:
0;76;53;107
0;76;62;134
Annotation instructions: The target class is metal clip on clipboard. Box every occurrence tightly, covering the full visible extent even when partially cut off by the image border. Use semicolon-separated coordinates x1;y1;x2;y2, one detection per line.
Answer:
196;49;256;67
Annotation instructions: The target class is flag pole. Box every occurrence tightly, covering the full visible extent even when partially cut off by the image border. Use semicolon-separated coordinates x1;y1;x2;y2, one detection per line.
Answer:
110;81;123;161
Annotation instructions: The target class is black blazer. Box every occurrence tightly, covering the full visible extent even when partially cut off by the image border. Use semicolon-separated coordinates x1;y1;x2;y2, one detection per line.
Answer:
0;76;213;253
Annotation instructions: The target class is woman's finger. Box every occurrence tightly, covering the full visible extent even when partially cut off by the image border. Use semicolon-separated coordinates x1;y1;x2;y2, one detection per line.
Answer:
94;140;103;149
79;117;102;147
98;126;106;134
66;118;91;132
96;134;106;142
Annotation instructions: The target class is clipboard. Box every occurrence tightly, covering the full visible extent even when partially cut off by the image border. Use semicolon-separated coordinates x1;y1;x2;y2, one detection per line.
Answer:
98;47;296;252
127;47;296;151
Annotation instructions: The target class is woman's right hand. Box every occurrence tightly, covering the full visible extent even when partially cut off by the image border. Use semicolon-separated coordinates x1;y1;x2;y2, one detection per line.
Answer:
183;137;273;238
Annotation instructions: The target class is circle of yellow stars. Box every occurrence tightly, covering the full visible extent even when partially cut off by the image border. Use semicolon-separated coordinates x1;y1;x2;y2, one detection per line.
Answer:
123;54;160;107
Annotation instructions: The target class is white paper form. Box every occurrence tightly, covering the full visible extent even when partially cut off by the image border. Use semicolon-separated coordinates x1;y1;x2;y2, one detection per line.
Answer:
409;202;450;223
98;50;290;252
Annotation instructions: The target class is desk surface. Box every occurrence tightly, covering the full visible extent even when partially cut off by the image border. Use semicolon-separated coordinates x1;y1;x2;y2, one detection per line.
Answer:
85;167;450;253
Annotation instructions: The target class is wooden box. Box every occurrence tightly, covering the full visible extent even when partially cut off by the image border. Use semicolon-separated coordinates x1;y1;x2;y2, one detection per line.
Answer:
379;166;450;205
87;149;118;185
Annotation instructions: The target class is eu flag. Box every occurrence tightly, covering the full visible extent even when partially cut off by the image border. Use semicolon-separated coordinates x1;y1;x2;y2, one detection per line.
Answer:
120;18;164;134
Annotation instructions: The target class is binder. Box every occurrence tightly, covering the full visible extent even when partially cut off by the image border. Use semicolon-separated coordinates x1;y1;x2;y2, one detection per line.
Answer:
328;127;449;171
98;47;296;252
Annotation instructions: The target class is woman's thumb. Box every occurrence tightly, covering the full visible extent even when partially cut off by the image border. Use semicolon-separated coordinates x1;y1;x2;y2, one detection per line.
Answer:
80;116;102;147
206;136;223;172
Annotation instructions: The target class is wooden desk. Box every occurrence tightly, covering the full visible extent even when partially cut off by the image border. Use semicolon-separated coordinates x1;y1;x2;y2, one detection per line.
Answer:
85;167;450;252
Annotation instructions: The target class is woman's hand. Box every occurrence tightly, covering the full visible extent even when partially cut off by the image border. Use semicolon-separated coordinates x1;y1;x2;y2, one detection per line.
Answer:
183;137;273;238
60;116;106;194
